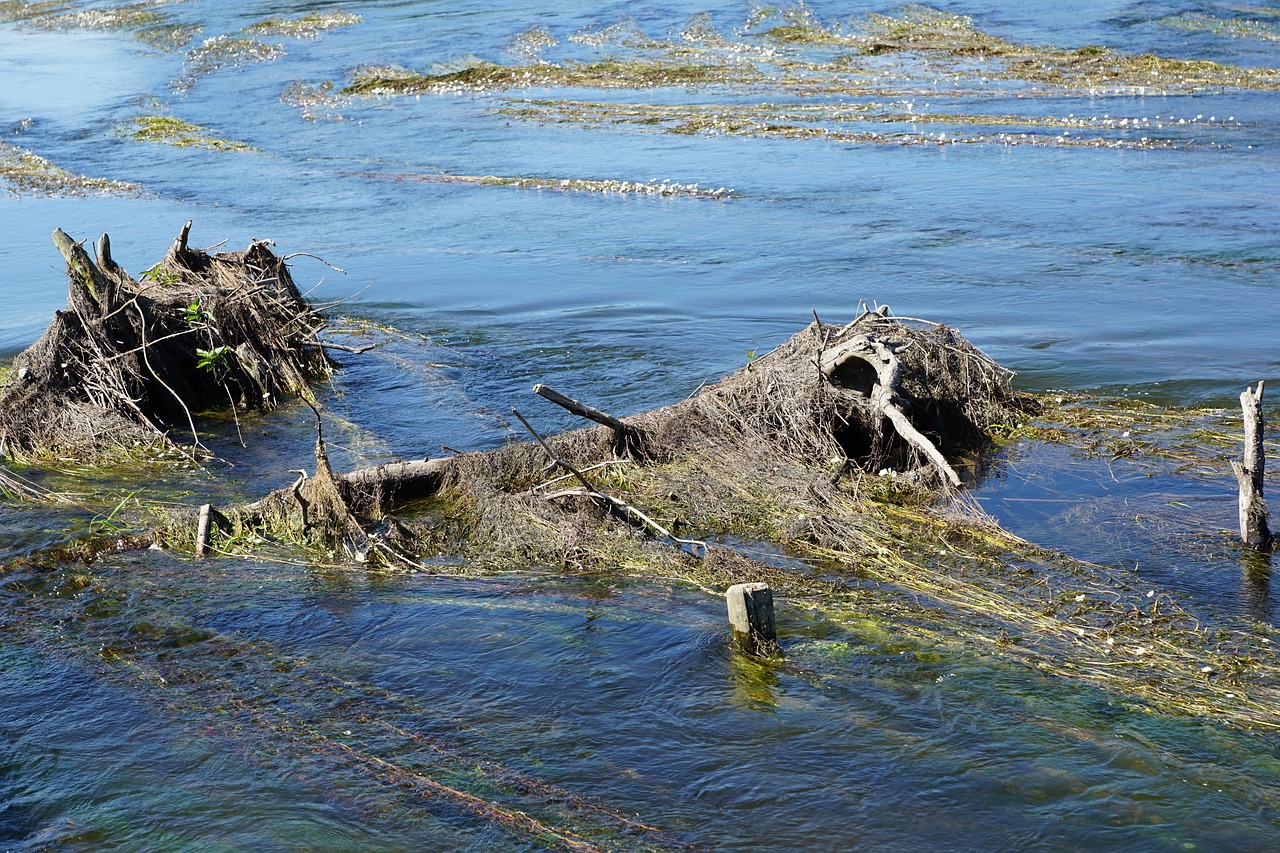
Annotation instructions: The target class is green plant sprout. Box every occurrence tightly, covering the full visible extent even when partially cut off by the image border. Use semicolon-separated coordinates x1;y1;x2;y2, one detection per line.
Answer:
196;346;231;371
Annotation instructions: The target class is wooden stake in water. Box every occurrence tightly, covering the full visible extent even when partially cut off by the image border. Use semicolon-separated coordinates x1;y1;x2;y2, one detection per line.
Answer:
196;503;212;557
1232;381;1273;552
726;582;777;654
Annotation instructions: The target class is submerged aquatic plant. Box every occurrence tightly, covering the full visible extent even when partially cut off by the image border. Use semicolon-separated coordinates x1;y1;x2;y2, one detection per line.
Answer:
0;141;139;197
508;24;557;60
1160;12;1280;42
129;115;253;151
243;10;362;39
498;99;1185;151
176;34;285;92
19;1;199;49
342;58;746;95
0;0;72;24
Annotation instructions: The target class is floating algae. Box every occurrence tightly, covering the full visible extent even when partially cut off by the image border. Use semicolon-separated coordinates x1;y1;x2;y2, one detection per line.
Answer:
21;0;200;50
327;3;1277;156
360;170;734;199
507;23;557;60
341;57;747;95
497;98;1192;150
176;34;285;92
242;10;361;40
0;140;140;197
129;115;252;151
0;0;72;24
1160;12;1280;43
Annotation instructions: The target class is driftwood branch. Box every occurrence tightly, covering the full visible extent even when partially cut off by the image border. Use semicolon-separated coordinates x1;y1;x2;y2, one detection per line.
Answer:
530;383;649;459
1232;381;1272;552
820;334;961;486
533;384;628;434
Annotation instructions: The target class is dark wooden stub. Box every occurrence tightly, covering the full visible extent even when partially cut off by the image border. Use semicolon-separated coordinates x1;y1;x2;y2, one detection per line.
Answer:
726;582;777;655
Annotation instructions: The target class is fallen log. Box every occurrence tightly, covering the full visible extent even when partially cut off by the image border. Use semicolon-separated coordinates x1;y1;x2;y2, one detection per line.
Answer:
166;307;1031;564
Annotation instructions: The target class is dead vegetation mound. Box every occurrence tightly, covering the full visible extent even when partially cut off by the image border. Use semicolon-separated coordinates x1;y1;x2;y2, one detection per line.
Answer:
0;222;332;461
195;305;1032;571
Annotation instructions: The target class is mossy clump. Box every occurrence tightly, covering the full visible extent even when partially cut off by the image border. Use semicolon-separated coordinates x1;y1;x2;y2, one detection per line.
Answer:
746;3;858;46
1003;48;1280;92
280;80;350;122
853;4;1021;56
26;2;164;32
509;24;557;60
135;22;201;51
130;116;252;151
498;99;1180;151
243;10;362;39
0;141;140;197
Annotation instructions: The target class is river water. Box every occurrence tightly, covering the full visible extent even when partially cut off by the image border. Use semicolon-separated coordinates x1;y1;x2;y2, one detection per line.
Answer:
2;1;1279;850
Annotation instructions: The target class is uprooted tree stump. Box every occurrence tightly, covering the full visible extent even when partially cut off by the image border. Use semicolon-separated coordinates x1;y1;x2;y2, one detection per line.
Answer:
0;222;332;461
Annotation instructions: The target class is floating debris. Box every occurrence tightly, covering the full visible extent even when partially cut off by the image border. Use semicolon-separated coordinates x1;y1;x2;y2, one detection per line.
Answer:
176;34;285;92
362;171;735;198
508;24;557;61
128;115;253;151
0;141;140;197
242;10;362;40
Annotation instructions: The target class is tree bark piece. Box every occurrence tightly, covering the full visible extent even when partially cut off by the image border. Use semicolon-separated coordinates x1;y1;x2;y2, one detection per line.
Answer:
1232;381;1273;552
820;334;961;486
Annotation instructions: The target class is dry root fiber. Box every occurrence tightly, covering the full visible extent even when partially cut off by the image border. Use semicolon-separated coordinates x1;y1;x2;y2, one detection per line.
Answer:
0;222;332;461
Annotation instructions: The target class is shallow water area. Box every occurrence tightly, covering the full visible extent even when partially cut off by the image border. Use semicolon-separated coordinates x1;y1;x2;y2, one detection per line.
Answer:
3;0;1280;849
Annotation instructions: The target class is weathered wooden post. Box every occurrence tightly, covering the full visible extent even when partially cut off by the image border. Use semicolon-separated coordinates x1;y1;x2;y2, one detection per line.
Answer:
726;582;777;655
195;503;212;557
1231;382;1273;552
